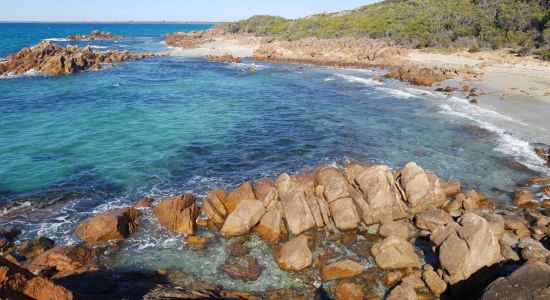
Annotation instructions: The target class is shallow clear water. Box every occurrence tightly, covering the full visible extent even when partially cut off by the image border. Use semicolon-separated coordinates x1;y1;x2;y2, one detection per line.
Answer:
1;23;549;292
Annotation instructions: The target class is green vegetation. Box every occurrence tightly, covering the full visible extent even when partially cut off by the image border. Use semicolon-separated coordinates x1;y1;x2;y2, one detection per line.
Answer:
218;0;550;51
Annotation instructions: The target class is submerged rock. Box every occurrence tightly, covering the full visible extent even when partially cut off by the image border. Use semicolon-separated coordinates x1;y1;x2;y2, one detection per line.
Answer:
154;193;199;235
220;255;262;282
0;257;76;300
273;235;312;271
320;259;363;281
76;207;140;242
134;197;154;208
335;283;364;300
0;41;155;76
16;237;54;259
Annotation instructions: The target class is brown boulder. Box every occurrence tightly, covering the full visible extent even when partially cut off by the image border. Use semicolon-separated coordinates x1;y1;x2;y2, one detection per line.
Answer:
329;197;360;231
279;183;316;235
415;208;453;232
353;165;407;224
320;259;363;281
0;257;75;300
315;167;349;202
379;221;410;240
26;246;98;278
513;188;534;206
371;236;419;269
422;265;447;295
225;182;256;213
254;178;279;208
76;207;139;242
153;194;199;235
273;235;312;271
255;209;281;244
202;188;228;225
397;162;445;213
387;282;417;300
436;213;502;284
335;283;364;300
221;199;266;236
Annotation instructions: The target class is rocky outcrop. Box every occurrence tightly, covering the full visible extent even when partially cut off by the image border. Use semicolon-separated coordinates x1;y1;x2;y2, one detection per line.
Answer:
320;259;363;281
221;199;266;236
422;265;447;295
387;282;417;300
0;41;155;76
134;197;154;208
273;235;312;271
76;207;140;242
482;260;550;300
432;213;502;284
206;54;242;63
371;236;419;269
254;37;406;68
66;30;122;40
26;246;99;278
153;194;200;235
0;257;76;300
385;66;461;86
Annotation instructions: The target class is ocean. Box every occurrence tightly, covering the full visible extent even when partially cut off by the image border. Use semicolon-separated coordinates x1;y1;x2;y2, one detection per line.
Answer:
0;22;548;292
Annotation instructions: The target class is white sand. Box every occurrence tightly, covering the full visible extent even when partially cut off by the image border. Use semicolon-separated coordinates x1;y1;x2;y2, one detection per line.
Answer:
406;50;550;144
166;39;257;58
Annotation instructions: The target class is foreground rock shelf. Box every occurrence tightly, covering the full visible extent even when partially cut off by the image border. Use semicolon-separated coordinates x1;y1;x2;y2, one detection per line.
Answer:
2;161;550;299
0;41;156;76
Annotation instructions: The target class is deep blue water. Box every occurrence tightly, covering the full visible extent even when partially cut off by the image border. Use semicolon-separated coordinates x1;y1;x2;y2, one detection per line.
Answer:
0;23;548;291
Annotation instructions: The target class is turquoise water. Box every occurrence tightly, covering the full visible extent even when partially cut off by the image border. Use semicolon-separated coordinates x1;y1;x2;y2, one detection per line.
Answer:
1;23;548;292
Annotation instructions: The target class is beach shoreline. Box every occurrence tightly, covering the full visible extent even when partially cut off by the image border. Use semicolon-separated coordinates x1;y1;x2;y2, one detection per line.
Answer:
164;31;550;148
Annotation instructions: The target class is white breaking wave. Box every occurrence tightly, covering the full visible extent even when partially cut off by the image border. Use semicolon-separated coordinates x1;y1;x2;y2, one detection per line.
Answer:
229;62;269;70
375;87;420;99
90;45;107;49
335;74;383;86
439;103;549;175
43;38;68;42
0;69;44;79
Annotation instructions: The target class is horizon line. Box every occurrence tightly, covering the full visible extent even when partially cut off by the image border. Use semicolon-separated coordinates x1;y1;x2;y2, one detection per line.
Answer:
0;20;224;24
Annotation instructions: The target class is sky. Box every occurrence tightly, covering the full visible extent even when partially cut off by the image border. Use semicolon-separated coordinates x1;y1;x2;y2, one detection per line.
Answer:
0;0;379;22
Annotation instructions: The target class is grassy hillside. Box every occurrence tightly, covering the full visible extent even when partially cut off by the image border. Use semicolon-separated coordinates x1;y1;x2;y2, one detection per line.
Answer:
218;0;550;55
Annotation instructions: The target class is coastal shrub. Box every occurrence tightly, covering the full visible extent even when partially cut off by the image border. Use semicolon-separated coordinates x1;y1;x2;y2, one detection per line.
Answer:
217;0;550;54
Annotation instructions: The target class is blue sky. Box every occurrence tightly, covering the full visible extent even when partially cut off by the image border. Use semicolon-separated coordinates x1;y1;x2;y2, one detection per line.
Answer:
0;1;379;22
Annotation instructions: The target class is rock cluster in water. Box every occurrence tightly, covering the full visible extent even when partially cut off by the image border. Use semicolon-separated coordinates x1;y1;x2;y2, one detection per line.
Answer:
2;161;550;299
66;30;122;41
206;54;242;63
0;41;156;76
